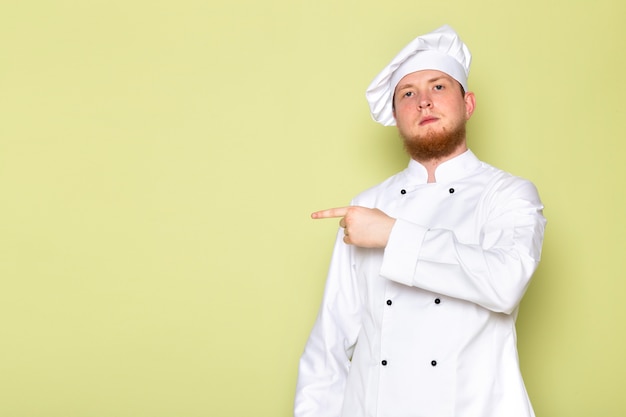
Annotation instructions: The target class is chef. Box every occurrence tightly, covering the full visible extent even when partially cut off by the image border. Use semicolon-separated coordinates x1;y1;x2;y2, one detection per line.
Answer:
295;24;546;417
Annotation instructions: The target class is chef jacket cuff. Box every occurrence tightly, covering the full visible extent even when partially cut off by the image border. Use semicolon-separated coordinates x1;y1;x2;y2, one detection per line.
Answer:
380;218;428;286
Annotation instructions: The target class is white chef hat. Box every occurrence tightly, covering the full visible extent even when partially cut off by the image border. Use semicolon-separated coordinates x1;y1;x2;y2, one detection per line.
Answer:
365;24;471;126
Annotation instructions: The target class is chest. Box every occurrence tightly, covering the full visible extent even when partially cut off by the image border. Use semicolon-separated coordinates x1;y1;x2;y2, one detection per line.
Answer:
376;180;489;243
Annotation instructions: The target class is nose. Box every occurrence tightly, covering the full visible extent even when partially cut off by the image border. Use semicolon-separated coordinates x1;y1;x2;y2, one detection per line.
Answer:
418;93;432;109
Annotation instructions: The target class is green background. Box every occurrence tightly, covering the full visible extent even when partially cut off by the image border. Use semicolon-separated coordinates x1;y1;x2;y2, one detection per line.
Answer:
1;0;625;415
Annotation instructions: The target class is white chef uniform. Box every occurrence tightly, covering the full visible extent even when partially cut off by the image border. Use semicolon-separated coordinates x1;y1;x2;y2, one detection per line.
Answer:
295;150;545;417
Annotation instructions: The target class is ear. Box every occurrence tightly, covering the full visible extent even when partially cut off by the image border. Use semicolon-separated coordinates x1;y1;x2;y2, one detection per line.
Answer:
464;91;476;120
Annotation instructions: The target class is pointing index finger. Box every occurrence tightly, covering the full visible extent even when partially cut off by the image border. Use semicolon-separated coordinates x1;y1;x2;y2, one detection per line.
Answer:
311;206;350;219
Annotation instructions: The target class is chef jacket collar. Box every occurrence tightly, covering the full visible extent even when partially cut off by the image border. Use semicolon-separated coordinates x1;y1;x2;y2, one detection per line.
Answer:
404;149;481;185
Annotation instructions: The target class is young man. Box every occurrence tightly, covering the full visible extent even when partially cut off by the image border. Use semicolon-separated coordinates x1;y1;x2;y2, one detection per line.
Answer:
295;25;546;417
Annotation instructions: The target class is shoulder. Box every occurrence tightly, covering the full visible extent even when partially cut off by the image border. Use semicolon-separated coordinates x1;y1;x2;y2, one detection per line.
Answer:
477;162;543;208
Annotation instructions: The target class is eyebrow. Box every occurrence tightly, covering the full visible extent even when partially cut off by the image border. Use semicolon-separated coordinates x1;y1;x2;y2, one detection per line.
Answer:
396;76;449;91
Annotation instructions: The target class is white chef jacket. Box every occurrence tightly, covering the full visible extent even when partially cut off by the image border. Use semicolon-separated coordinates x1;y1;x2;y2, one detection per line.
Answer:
295;150;546;417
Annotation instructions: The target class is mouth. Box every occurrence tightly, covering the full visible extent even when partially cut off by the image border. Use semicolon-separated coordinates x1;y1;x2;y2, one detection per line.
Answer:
419;116;439;126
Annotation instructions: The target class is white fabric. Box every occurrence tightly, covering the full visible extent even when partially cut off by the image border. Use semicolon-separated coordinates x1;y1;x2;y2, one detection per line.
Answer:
295;150;546;417
366;24;471;127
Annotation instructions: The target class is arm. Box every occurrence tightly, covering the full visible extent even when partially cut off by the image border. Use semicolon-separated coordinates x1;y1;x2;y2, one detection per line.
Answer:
313;178;546;315
294;229;362;417
381;178;546;314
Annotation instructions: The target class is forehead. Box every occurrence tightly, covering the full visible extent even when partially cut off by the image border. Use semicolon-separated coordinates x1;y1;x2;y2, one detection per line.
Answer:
394;69;455;91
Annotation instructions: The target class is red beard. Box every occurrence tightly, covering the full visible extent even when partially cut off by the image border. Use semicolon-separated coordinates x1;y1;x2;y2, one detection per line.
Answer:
401;122;466;162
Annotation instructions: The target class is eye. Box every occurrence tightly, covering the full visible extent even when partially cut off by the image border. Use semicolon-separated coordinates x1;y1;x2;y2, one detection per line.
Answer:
403;91;414;97
434;84;444;91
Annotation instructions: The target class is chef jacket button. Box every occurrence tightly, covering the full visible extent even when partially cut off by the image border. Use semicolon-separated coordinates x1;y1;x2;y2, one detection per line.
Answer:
431;360;437;367
400;189;406;195
386;299;392;306
434;298;441;304
449;188;455;194
381;360;388;366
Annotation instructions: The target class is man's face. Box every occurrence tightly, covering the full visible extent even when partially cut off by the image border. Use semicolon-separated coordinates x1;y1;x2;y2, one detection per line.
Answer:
393;70;475;162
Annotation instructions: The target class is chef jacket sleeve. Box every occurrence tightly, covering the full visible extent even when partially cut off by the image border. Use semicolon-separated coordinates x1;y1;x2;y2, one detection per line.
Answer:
294;228;362;417
380;176;546;315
